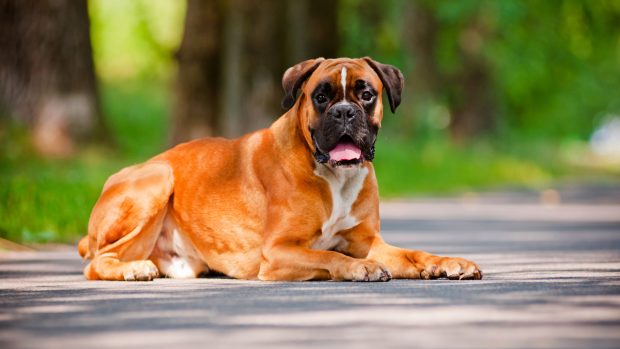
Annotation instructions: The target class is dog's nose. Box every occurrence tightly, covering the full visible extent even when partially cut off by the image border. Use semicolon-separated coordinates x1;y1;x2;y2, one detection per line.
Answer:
330;104;356;121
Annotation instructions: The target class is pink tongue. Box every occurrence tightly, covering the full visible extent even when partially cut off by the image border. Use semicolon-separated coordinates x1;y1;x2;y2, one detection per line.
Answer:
329;143;362;161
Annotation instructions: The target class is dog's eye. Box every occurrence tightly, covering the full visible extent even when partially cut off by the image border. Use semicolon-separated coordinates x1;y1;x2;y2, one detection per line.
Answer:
315;94;328;104
361;91;374;101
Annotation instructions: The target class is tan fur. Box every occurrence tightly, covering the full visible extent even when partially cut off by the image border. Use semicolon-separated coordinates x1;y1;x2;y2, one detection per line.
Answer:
79;58;481;282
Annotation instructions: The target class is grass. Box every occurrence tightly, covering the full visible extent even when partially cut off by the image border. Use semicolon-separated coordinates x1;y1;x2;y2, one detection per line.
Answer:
0;80;616;244
374;136;556;197
101;80;169;159
0;80;169;244
0;151;119;244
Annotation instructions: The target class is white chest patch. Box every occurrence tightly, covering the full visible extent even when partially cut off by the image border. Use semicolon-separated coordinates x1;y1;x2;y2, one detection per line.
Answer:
312;165;368;250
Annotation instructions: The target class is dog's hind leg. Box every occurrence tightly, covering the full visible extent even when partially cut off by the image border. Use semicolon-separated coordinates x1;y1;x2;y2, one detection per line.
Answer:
82;161;174;281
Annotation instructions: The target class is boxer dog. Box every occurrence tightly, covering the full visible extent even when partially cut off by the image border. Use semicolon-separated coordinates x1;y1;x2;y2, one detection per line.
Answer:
78;57;482;282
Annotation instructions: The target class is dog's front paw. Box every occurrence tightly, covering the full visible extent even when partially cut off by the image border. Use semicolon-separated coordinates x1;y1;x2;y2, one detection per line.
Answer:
420;256;482;280
123;260;160;281
345;259;392;282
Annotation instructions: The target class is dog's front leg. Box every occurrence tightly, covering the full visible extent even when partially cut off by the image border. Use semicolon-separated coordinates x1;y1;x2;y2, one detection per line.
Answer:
366;238;483;280
258;244;391;282
341;221;482;280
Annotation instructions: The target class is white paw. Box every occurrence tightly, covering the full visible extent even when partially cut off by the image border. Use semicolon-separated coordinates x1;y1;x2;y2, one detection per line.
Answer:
123;260;160;281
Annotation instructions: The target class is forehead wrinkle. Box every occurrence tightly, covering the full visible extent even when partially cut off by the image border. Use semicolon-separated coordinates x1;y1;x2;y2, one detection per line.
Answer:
307;61;380;95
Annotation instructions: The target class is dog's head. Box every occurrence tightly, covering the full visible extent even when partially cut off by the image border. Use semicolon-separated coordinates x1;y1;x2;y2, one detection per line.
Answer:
282;57;404;167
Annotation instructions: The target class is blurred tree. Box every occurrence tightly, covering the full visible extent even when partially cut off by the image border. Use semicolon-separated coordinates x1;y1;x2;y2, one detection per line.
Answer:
171;0;338;142
487;0;620;140
401;0;441;137
402;1;495;142
171;0;223;143
99;0;620;145
89;0;186;81
0;0;104;157
444;4;496;141
220;0;285;137
287;3;340;89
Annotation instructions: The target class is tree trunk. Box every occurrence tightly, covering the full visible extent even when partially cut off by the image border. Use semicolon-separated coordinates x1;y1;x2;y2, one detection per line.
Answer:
172;0;339;142
171;0;223;144
449;57;495;141
403;2;495;142
448;18;495;142
305;0;339;59
404;1;441;98
0;0;103;157
402;1;442;135
235;0;287;136
285;0;338;63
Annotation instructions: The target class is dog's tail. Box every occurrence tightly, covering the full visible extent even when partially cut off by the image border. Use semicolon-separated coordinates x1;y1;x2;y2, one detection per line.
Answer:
78;236;91;259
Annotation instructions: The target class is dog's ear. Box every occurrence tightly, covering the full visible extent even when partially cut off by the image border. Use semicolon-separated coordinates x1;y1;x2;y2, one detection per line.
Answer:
362;57;404;113
281;58;325;110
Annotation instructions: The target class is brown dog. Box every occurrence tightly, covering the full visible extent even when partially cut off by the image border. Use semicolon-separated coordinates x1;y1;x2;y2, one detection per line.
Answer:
78;57;482;282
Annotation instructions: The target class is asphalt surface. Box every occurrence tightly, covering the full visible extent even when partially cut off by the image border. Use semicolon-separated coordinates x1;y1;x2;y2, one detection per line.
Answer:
1;186;620;349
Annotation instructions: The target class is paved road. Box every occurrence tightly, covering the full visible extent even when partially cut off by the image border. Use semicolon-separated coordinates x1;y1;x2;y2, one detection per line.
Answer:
1;187;620;349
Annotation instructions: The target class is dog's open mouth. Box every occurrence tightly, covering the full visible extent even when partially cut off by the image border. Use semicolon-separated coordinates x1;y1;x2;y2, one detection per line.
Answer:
328;136;363;166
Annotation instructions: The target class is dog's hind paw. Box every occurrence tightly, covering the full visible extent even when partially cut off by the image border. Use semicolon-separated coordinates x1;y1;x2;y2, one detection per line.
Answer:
123;260;160;281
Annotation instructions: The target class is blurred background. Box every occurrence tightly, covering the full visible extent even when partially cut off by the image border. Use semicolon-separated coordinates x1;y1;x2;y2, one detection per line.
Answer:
1;0;619;245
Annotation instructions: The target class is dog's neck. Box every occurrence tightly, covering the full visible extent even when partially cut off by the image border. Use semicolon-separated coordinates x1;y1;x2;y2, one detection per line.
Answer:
269;106;316;165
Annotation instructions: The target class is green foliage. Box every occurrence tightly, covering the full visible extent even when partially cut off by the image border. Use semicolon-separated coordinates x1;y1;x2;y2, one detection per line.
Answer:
88;0;185;80
339;0;407;69
0;81;168;243
2;0;619;244
486;0;620;139
101;80;169;159
0;1;181;244
374;136;557;196
0;79;595;244
0;151;115;243
339;0;620;139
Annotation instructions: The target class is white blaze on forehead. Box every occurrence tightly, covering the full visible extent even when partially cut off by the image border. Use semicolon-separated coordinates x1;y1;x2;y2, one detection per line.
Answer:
340;67;347;100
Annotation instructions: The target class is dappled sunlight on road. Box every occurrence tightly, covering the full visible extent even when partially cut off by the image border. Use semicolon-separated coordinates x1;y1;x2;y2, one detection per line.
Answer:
1;194;619;349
